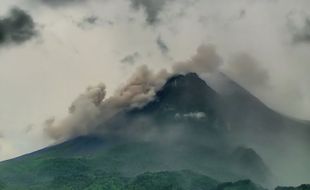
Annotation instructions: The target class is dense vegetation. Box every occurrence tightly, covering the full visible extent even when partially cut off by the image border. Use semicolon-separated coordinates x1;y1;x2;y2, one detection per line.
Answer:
0;169;218;190
0;169;264;190
2;169;306;190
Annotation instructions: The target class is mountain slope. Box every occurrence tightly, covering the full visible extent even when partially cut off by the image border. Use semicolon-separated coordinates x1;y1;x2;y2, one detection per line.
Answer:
0;72;309;188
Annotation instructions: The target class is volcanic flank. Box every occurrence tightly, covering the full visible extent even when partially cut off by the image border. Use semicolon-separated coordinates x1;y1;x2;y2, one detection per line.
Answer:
0;72;309;189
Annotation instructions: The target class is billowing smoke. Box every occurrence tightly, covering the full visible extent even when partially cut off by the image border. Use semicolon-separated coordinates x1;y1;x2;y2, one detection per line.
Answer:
42;43;277;145
43;43;232;141
43;44;227;141
106;65;169;109
44;66;170;141
173;44;222;74
44;83;106;141
0;7;37;46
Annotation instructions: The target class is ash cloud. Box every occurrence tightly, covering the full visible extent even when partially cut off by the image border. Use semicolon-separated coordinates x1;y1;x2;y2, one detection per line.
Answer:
173;44;222;74
42;44;273;142
130;0;168;25
0;8;37;46
44;83;106;141
104;65;169;110
43;44;227;141
44;66;170;141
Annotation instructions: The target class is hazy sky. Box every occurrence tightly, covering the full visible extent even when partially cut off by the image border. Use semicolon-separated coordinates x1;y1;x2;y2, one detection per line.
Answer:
1;0;310;160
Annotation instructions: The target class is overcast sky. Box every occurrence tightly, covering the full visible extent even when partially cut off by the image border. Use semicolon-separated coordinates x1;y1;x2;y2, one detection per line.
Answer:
1;0;310;160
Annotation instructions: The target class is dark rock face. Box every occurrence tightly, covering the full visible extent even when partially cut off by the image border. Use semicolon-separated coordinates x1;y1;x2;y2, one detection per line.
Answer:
133;73;221;125
150;73;219;112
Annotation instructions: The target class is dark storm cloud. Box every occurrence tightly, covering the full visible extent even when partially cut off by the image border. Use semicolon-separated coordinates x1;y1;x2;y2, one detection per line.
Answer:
121;52;140;64
0;8;37;46
130;0;168;25
291;18;310;44
156;36;169;55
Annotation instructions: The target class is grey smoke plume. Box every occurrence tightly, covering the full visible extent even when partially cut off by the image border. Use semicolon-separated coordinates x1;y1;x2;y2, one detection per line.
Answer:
130;0;168;25
173;44;222;74
105;65;169;110
44;83;106;140
43;43;267;142
0;8;37;46
43;44;273;141
44;66;170;140
43;44;228;141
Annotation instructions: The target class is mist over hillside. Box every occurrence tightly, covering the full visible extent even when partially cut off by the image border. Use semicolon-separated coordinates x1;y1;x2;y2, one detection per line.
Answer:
0;71;309;189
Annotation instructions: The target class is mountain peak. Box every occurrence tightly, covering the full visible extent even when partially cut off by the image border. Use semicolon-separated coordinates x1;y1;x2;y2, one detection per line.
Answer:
139;72;219;115
164;72;207;89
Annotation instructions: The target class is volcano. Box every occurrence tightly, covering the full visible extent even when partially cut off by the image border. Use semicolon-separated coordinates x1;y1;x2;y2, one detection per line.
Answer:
0;72;309;190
